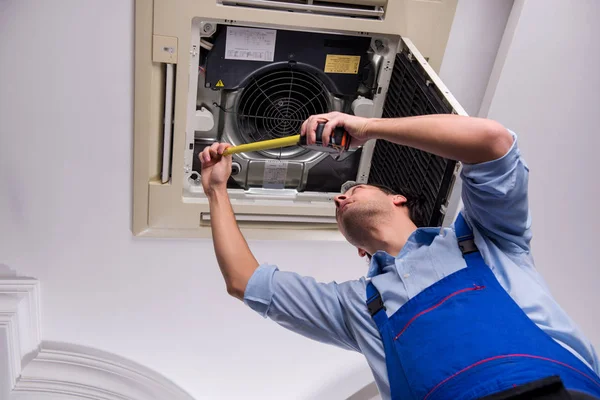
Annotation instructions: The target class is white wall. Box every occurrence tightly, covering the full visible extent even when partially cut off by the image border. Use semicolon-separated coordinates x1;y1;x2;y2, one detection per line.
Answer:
483;0;600;348
0;1;370;399
439;0;514;116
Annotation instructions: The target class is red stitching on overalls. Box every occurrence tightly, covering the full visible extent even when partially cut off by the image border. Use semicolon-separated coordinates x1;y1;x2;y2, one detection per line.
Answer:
423;354;600;400
393;285;485;341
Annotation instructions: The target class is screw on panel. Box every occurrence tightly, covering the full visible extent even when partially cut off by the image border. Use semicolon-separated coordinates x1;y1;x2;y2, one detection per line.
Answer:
231;162;241;176
200;22;217;37
190;171;201;184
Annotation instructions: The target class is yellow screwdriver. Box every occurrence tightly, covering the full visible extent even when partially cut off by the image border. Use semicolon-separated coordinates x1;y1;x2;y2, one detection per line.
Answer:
222;123;351;156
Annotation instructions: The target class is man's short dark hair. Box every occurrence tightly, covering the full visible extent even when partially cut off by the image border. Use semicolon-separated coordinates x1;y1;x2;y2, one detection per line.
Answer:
341;181;428;227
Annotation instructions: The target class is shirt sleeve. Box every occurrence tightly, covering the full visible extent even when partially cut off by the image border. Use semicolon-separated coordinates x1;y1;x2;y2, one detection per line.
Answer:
461;130;532;254
243;263;361;352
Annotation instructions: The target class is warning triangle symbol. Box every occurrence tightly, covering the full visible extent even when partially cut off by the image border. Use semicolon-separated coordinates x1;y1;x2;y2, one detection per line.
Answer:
215;79;224;87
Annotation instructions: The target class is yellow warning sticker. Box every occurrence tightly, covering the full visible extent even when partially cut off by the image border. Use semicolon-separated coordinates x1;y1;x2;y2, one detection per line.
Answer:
215;79;225;87
324;55;361;74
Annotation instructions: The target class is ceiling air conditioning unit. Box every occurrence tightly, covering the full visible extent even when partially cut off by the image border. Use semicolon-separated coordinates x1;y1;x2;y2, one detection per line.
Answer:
133;0;465;240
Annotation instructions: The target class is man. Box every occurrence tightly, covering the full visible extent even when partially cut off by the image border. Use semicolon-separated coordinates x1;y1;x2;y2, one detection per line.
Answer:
199;113;600;399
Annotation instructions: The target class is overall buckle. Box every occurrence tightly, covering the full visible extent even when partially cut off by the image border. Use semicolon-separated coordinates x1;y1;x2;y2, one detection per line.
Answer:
367;296;386;316
458;237;478;255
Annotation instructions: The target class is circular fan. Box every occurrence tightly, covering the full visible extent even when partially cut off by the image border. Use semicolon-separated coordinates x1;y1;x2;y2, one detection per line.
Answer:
236;67;332;157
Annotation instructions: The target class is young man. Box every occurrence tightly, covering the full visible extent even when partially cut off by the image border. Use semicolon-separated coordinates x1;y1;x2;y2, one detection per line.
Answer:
199;113;600;399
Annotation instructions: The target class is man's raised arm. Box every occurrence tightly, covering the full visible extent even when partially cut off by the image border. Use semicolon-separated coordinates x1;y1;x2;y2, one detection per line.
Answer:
302;113;513;165
200;142;259;300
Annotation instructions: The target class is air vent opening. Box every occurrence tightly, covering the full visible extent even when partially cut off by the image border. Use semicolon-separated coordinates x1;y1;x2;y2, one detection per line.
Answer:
218;0;387;20
200;212;337;225
160;63;176;184
236;66;333;158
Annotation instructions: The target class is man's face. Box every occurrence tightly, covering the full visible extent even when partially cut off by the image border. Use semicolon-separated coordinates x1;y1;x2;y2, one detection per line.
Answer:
333;184;395;245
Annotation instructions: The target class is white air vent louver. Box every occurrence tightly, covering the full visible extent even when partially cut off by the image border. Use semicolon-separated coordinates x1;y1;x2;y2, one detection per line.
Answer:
218;0;387;19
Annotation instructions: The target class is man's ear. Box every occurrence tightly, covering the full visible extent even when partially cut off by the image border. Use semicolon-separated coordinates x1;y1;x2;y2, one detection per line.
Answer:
358;248;368;258
392;195;407;207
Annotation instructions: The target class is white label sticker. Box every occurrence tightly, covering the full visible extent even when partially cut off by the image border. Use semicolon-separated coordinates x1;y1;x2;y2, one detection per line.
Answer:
263;160;288;189
225;26;276;62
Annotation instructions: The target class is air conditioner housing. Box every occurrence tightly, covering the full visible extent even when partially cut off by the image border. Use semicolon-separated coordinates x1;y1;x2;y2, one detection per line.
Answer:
133;0;465;240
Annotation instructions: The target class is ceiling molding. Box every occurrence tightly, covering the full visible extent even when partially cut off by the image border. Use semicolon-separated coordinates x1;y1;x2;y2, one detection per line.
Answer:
14;341;196;400
0;276;42;398
0;272;193;400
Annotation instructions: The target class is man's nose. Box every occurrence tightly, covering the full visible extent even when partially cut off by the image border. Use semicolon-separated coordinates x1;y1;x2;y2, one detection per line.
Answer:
334;194;346;208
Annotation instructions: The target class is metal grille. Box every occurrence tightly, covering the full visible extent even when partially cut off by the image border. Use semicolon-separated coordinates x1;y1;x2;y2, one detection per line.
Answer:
236;67;331;155
368;50;457;227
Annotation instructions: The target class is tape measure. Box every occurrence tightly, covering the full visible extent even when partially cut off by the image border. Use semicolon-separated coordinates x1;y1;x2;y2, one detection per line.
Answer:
299;123;351;154
222;123;351;156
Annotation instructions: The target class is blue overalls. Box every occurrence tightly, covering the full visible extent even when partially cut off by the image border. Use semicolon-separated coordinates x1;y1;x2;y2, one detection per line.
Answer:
366;214;600;399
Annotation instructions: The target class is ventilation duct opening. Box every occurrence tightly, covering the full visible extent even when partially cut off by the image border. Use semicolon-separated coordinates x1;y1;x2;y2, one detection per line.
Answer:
218;0;387;20
201;212;337;224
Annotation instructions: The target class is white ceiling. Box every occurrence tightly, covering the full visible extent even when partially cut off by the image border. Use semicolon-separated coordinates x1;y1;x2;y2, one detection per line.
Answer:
0;1;371;397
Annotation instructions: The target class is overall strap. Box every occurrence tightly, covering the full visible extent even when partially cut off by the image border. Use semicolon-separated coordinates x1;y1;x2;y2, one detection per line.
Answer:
455;213;488;269
366;281;388;328
366;213;485;330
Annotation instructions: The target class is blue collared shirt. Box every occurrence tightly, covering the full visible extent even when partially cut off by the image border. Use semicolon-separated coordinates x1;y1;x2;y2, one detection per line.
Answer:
243;133;600;399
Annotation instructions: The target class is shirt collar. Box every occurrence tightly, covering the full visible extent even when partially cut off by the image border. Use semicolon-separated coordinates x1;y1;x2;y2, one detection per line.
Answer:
366;227;442;278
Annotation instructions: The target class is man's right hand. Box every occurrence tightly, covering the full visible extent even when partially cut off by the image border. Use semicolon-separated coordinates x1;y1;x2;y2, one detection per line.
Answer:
301;112;371;149
199;142;232;195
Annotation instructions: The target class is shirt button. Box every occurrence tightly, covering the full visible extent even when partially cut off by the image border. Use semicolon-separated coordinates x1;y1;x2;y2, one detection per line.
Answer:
403;273;410;279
